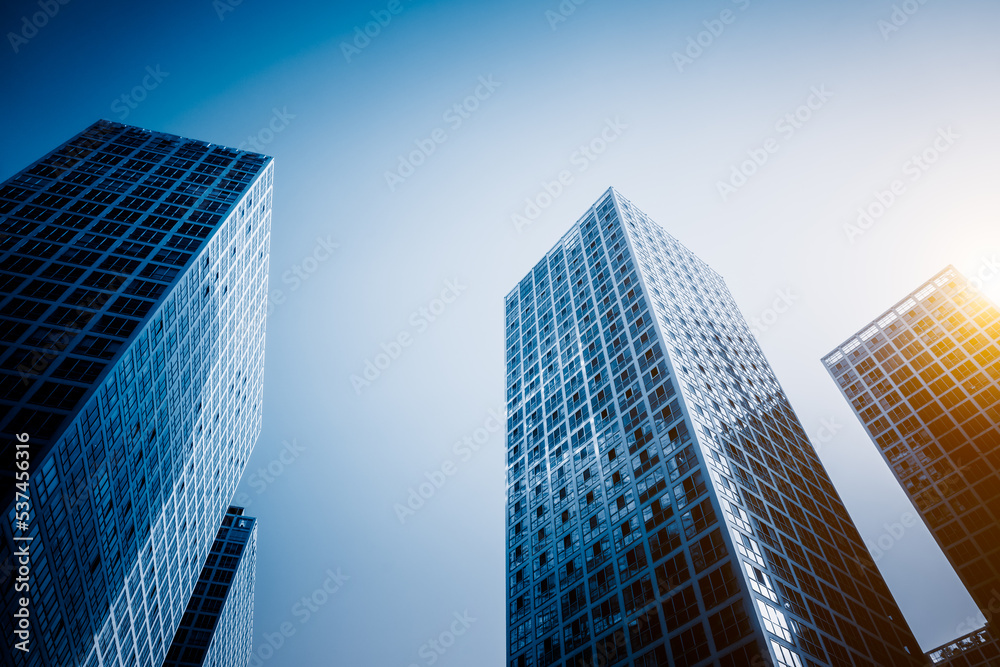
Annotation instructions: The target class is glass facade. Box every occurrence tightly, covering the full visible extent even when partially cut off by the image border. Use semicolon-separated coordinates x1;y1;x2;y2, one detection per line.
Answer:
505;188;925;666
823;267;1000;639
0;120;272;666
927;627;1000;666
164;506;257;667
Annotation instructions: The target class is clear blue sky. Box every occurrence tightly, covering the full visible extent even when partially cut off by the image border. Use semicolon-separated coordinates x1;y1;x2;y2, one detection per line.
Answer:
3;0;1000;663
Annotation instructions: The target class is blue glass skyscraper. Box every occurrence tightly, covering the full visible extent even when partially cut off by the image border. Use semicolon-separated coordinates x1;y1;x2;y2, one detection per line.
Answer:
0;120;272;666
504;188;926;666
164;506;257;667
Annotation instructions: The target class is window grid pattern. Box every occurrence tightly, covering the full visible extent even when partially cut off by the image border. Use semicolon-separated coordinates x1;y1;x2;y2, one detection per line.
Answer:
824;267;1000;621
927;626;1000;666
0;120;272;667
163;507;256;667
506;188;925;667
620;191;925;667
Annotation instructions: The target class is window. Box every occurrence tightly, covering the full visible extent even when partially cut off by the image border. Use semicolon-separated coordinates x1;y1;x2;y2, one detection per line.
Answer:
674;470;706;509
791;620;827;661
667;444;696;480
757;600;792;642
51;358;106;383
586;537;610;571
610;489;635;523
642;492;673;532
91;315;136;338
770;640;804;667
562;613;590;653
510;619;532;652
535;603;558;637
588;564;616;601
648;521;681;562
614;516;640;552
108;296;152;318
662;584;699;628
595;629;627;666
583;510;606;543
690;529;727;573
743;562;778;602
622;576;654;615
634;645;668;667
681;498;717;539
592;595;621;635
561;583;586;618
775;580;808;618
617;544;647;581
699;562;740;610
669;622;710;667
627;608;662;652
709;601;753;649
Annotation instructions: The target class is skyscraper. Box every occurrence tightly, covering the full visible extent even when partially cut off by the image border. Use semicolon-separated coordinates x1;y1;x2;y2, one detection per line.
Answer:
823;267;1000;647
163;506;257;667
0;120;272;666
504;188;925;667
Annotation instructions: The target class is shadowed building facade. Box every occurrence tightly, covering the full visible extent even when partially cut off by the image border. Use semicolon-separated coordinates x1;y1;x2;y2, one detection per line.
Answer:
0;120;272;666
504;188;926;667
164;507;257;667
927;627;1000;666
823;267;1000;664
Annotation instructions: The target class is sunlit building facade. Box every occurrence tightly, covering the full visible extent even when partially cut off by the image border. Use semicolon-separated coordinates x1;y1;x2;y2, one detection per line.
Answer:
823;267;1000;656
504;188;925;667
164;507;257;667
0;120;272;666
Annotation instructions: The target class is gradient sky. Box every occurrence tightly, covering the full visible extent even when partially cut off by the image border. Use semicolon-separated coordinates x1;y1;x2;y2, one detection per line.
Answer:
3;0;1000;663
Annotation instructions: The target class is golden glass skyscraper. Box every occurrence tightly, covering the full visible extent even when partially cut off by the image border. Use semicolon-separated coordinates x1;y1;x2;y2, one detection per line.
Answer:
824;267;1000;663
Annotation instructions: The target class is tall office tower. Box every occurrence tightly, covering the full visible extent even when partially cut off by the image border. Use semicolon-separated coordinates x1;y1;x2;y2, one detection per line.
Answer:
0;120;272;666
823;267;1000;638
504;188;925;667
163;507;257;667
